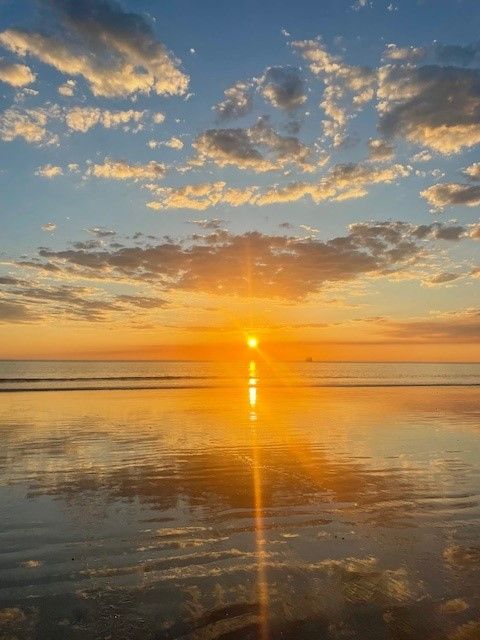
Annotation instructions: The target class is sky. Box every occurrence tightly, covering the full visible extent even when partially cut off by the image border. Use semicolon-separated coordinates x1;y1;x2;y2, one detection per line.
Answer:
0;0;479;361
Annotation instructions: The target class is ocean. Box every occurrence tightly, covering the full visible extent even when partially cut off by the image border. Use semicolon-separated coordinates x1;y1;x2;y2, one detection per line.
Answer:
0;359;479;391
0;361;479;639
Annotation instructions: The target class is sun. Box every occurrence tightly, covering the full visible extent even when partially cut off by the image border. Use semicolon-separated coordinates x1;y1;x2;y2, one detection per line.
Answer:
247;336;258;349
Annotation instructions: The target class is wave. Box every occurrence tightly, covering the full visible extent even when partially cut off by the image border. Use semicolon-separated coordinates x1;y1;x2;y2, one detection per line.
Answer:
1;382;479;393
0;375;217;383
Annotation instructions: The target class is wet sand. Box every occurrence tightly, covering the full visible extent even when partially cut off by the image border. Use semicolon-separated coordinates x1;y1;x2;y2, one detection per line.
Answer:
1;385;480;639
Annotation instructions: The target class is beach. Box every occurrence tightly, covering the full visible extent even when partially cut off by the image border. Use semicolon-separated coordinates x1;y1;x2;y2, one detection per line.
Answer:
1;362;480;639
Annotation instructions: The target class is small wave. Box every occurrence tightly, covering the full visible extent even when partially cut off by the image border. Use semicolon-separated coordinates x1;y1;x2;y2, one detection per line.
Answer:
0;374;217;383
0;382;479;393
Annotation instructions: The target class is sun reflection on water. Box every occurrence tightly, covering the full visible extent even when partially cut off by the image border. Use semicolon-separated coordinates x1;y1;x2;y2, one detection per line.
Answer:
248;359;269;639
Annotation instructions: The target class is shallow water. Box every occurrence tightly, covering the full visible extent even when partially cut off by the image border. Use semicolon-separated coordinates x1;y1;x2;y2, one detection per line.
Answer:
0;359;479;391
1;364;480;639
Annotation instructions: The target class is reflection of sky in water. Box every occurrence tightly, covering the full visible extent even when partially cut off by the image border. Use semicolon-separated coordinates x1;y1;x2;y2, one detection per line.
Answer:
0;376;480;639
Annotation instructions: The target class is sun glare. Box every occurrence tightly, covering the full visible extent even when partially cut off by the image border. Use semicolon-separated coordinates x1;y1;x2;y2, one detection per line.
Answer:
247;336;258;349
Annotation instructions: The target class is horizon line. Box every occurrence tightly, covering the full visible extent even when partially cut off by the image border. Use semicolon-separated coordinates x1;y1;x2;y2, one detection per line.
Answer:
1;358;479;365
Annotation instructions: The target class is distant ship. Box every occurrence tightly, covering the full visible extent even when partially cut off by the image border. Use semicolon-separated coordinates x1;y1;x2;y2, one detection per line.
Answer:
305;357;313;362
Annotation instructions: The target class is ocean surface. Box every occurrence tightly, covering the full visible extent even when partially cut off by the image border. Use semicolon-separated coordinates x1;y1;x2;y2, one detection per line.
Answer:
0;359;479;391
1;361;480;639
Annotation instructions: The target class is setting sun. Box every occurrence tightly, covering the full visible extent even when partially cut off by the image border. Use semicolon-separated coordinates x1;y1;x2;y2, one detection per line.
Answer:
1;2;480;638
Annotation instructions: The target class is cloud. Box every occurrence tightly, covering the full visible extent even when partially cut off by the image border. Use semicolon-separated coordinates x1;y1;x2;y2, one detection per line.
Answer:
421;183;480;209
25;221;458;301
463;162;480;180
192;117;319;173
426;271;461;285
213;81;253;121
41;222;57;232
146;162;410;210
0;107;56;144
0;300;35;323
383;44;426;63
0;276;23;285
85;227;116;238
352;0;372;10
115;294;167;309
146;181;257;211
213;65;305;123
289;36;480;154
0;278;167;323
4;221;476;326
411;222;469;241
0;104;158;144
35;164;63;178
188;218;226;230
299;224;320;235
87;158;166;181
255;162;410;206
378;64;480;154
149;136;183;150
411;149;432;163
371;308;480;343
0;59;35;86
58;78;76;96
258;66;307;110
368;138;394;161
0;0;189;98
164;136;183;150
469;223;480;239
292;37;375;146
64;107;145;132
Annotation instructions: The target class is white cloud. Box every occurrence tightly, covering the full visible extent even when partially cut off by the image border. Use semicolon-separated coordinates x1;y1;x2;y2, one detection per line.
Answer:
0;104;161;144
0;107;57;144
58;79;76;96
146;162;410;210
0;0;189;98
213;81;253;121
378;64;480;154
35;164;63;178
383;44;426;63
149;136;184;150
88;158;166;181
368;138;394;161
146;181;257;211
0;59;35;87
85;227;116;238
192;117;319;173
292;37;375;146
64;107;145;133
463;162;480;180
421;183;480;209
411;150;432;163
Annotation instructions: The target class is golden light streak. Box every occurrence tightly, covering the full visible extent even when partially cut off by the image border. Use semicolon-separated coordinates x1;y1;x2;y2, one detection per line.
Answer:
248;360;269;639
249;384;257;413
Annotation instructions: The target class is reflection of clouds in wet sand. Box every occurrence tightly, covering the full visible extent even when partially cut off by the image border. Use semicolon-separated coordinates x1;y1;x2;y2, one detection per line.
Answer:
1;386;480;639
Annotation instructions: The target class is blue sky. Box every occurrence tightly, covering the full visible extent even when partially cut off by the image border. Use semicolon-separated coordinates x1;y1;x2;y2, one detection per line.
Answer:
0;0;479;359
